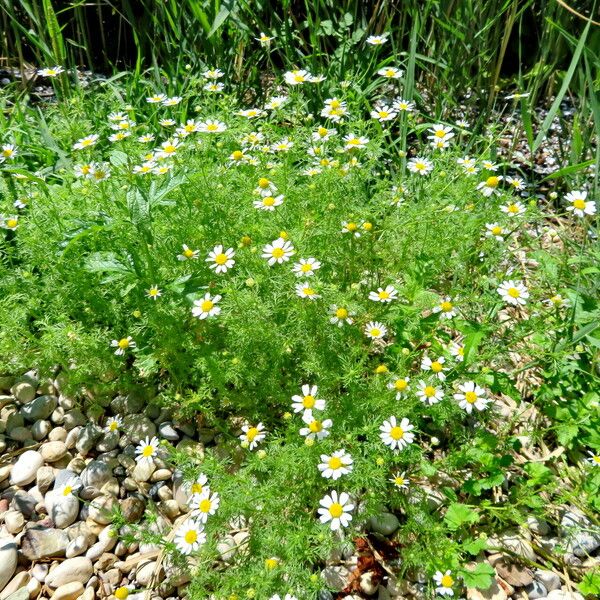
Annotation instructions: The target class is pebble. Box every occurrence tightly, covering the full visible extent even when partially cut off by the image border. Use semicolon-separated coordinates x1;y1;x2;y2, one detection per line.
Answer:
158;422;179;441
527;515;550;536
75;424;103;456
368;512;400;536
47;490;80;529
31;565;48;583
88;495;116;525
546;592;585;600
11;382;35;404
46;558;94;589
80;461;111;489
2;589;28;600
37;466;56;494
41;441;68;462
535;570;561;592
122;414;156;443
135;561;157;586
21;527;70;561
320;566;350;592
9;451;43;486
3;511;25;534
26;578;41;598
525;581;548;599
49;582;84;600
66;536;90;559
0;572;30;600
31;420;52;441
132;459;155;483
0;538;18;593
359;572;378;595
21;395;57;422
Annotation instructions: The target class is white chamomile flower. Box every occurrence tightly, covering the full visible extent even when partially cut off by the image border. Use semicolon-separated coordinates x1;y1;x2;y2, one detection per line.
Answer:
1;144;17;160
364;321;388;340
371;105;397;122
393;98;414;112
387;376;410;399
192;293;222;319
256;32;274;45
73;134;99;150
506;176;526;190
317;490;354;530
427;124;454;142
380;416;415;450
449;341;465;362
318;450;353;480
253;194;284;211
416;380;444;405
497;280;529;306
57;477;81;497
369;285;398;303
111;336;136;356
104;415;123;433
312;126;336;142
565;190;596;217
454;381;489;413
291;384;326;413
501;200;526;216
174;519;206;555
378;66;403;78
390;471;409;490
300;411;332;441
206;245;235;274
146;93;167;104
199;119;227;133
178;244;199;261
366;34;388;45
432;296;457;319
343;134;369;150
407;157;433;175
146;285;162;300
292;258;321;277
477;175;504;196
162;96;182;106
262;237;295;265
284;69;311;85
135;436;160;463
485;223;506;241
586;451;600;467
434;570;455;596
482;160;499;171
190;490;220;522
329;305;354;327
240;423;267;450
341;221;361;237
544;294;571;309
420;356;447;381
185;473;209;496
38;66;65;77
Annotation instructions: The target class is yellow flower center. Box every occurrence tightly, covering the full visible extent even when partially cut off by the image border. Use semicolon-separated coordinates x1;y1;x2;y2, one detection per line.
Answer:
308;420;323;433
385;70;395;76
6;219;18;228
415;162;426;170
271;247;285;259
294;75;305;82
206;124;218;131
214;253;228;265
115;587;129;600
507;287;520;298
394;476;404;486
63;485;72;496
191;483;204;494
302;395;315;408
395;379;408;391
370;328;381;337
303;287;315;296
492;226;502;235
465;391;478;403
328;457;342;469
435;130;446;138
262;197;275;206
318;127;328;136
258;178;270;188
390;426;404;440
199;499;212;513
378;291;390;300
573;199;586;209
184;530;198;544
508;204;520;213
486;176;499;187
164;145;176;153
431;361;443;373
347;138;360;145
424;386;436;397
440;301;453;312
346;222;357;231
118;338;130;349
593;456;600;464
142;445;154;457
184;248;195;258
336;308;348;319
201;300;214;312
232;150;243;160
149;288;158;296
329;503;343;518
109;421;118;431
379;111;389;118
441;575;454;588
330;100;341;109
82;139;93;146
246;427;259;442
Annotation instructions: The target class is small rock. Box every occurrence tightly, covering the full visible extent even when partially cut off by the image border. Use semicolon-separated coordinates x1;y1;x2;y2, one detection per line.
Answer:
21;395;57;422
27;578;41;598
46;558;93;589
37;466;56;494
46;491;79;529
75;424;102;456
49;582;84;600
135;561;158;587
2;589;28;600
494;558;533;587
492;531;536;561
21;527;70;561
8;427;31;442
9;451;43;486
527;516;550;536
466;579;508;600
41;441;68;462
150;468;172;482
359;572;378;595
122;415;156;444
31;420;52;441
525;581;548;599
120;497;146;523
534;570;560;592
49;427;68;442
546;591;584;600
31;565;48;584
88;495;116;525
1;572;30;600
63;410;86;431
11;382;35;404
132;460;155;483
368;512;400;536
3;511;25;535
96;431;119;453
158;422;179;441
0;538;18;593
65;536;90;559
216;535;237;562
321;566;350;592
79;461;111;489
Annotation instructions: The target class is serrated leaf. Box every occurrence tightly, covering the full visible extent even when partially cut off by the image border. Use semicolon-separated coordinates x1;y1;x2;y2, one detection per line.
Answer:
463;537;488;556
460;562;495;589
444;503;479;530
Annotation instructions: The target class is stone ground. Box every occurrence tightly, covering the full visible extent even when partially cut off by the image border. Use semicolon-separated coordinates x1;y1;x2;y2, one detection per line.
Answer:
0;370;598;600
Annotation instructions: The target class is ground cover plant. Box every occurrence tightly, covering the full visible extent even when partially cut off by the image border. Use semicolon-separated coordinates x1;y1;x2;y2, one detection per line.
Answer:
0;16;599;600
